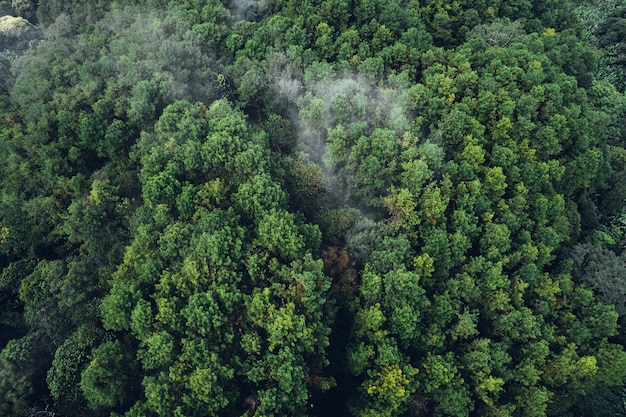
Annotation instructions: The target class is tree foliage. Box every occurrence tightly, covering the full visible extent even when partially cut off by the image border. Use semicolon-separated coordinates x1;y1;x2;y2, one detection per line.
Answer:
1;0;626;416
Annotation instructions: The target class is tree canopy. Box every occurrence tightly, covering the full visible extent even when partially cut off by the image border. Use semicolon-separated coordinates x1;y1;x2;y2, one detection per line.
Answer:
2;0;626;416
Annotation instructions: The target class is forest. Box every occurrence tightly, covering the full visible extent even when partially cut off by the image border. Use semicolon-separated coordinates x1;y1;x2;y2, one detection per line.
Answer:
2;0;626;416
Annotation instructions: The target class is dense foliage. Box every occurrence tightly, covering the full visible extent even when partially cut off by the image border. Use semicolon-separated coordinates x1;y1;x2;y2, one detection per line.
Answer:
2;0;626;416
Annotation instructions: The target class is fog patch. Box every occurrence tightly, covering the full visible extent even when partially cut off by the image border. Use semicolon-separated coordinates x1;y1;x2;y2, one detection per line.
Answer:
10;5;227;128
265;59;416;207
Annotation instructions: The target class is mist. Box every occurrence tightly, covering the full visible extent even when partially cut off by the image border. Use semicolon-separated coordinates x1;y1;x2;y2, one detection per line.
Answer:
9;4;229;131
261;57;428;258
267;60;417;208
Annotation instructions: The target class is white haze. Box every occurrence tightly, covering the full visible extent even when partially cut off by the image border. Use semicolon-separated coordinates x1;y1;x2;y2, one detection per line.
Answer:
269;62;414;182
266;60;420;255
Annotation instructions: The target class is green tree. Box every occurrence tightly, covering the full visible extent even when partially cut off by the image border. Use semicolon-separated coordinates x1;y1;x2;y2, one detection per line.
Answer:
81;340;137;409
